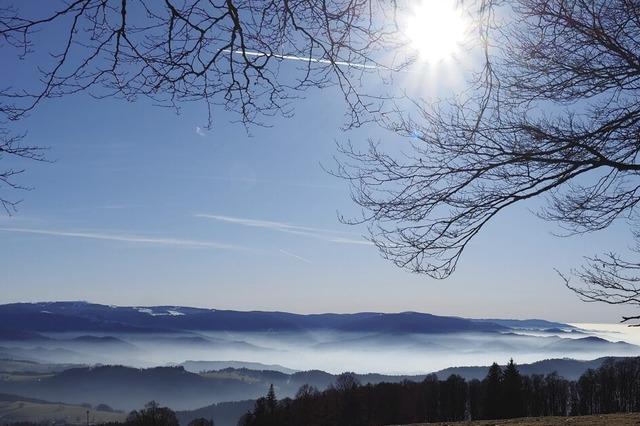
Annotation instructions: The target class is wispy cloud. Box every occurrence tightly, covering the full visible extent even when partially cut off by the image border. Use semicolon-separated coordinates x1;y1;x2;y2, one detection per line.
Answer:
279;249;312;264
195;126;206;137
194;214;372;245
0;227;243;250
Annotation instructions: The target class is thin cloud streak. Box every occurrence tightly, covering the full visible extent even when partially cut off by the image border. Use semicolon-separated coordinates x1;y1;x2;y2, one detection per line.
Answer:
203;175;343;190
327;237;373;245
195;214;372;245
196;214;342;234
279;249;312;264
0;227;243;250
223;49;379;70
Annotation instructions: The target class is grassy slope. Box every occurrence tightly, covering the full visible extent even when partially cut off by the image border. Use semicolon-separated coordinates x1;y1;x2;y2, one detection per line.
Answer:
396;413;640;425
0;400;126;424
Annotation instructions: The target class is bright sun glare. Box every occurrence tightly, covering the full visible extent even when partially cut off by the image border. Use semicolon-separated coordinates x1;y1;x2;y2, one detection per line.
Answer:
405;0;467;64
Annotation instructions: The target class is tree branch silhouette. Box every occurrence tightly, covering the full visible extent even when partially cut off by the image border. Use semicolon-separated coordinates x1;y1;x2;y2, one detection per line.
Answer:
336;0;640;319
0;127;47;213
0;0;397;126
0;0;401;209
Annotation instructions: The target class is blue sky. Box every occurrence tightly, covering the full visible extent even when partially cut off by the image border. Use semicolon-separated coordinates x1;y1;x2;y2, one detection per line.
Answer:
0;83;634;323
0;5;635;323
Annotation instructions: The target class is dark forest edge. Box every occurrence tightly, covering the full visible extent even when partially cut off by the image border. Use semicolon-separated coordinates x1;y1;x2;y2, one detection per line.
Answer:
7;357;639;426
237;357;640;426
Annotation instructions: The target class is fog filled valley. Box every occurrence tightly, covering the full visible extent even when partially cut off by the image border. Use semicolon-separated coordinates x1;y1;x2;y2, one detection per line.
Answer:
1;302;640;424
3;302;639;377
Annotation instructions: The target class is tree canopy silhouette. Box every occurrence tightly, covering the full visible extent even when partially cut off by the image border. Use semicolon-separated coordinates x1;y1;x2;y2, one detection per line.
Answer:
240;358;640;425
126;401;179;426
336;0;640;321
187;418;214;426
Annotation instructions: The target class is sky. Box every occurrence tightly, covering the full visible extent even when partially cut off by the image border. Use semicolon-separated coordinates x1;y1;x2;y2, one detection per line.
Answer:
0;3;636;323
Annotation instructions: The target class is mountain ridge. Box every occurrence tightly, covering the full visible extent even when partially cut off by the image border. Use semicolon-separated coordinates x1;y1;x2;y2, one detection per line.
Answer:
0;301;575;335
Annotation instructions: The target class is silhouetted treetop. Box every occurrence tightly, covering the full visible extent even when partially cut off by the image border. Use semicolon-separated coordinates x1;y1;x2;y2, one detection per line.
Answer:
334;372;360;392
241;357;640;425
188;417;214;426
126;401;179;426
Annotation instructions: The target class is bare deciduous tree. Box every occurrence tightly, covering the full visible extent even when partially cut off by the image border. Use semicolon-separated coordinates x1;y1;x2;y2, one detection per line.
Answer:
560;241;640;324
0;0;401;208
337;0;640;320
0;0;397;125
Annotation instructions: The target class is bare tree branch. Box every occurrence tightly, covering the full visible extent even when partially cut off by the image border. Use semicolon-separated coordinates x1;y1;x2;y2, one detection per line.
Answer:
0;0;400;127
0;127;47;214
0;0;405;212
336;0;640;286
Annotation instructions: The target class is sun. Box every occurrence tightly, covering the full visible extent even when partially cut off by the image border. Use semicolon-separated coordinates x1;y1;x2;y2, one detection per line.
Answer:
405;0;468;64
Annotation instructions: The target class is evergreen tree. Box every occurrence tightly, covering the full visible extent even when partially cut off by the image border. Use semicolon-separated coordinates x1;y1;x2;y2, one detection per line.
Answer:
266;384;277;414
483;362;503;419
502;359;524;418
440;375;467;421
422;374;440;422
468;379;483;420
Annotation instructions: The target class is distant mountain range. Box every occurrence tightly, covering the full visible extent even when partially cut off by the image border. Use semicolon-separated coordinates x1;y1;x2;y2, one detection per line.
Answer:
0;301;576;335
544;336;635;352
1;301;638;425
471;318;578;330
179;360;298;375
1;301;636;371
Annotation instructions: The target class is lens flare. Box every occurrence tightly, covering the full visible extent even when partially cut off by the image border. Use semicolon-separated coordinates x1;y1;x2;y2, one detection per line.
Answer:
405;0;468;63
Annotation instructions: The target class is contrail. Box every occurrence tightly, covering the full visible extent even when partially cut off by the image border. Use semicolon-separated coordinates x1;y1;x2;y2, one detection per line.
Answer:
223;49;379;69
279;249;312;264
195;213;372;245
0;227;243;250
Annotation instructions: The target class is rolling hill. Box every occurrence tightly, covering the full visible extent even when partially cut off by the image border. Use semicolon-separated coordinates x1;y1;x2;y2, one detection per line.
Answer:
1;357;636;412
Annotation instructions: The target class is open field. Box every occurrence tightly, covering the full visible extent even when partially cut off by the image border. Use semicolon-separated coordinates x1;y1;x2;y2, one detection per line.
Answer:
0;400;126;425
396;413;640;425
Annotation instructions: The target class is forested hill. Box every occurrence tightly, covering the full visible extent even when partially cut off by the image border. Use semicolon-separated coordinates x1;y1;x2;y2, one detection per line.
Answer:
239;357;640;426
433;357;620;381
0;357;620;412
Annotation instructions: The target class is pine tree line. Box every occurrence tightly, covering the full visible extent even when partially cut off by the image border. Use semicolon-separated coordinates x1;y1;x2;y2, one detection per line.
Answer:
239;358;640;426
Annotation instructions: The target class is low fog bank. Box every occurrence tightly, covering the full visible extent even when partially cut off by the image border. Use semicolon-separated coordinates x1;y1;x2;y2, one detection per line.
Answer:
2;325;639;375
3;302;634;374
572;323;640;345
